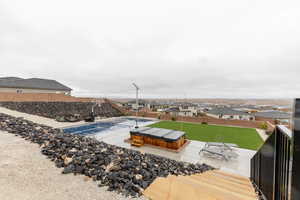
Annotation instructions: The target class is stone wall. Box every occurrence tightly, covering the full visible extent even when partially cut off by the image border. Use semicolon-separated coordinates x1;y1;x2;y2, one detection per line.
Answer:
0;101;123;119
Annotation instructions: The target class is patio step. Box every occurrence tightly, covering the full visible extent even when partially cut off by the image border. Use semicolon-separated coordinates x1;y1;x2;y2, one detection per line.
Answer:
187;175;256;198
143;170;258;200
205;170;253;186
193;173;254;191
131;139;144;147
209;170;252;182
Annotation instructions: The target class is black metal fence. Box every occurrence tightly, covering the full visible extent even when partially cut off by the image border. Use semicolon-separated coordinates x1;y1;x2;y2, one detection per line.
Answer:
250;99;300;200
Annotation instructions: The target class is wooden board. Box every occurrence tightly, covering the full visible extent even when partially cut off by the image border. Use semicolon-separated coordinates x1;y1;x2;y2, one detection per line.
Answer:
130;133;185;150
143;170;258;200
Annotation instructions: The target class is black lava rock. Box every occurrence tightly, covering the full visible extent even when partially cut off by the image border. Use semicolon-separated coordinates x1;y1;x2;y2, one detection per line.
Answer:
0;102;123;120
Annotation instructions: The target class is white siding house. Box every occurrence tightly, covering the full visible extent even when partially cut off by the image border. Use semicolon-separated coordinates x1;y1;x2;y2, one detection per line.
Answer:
206;107;255;121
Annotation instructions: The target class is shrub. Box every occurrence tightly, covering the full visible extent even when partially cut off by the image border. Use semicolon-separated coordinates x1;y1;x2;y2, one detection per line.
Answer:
171;116;177;121
260;122;268;130
201;122;208;125
198;112;207;117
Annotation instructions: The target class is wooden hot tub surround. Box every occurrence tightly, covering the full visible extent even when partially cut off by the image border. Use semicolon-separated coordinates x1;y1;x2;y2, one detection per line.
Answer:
129;127;186;150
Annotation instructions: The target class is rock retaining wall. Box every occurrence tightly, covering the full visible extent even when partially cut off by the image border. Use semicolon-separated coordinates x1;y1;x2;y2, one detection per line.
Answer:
0;102;123;119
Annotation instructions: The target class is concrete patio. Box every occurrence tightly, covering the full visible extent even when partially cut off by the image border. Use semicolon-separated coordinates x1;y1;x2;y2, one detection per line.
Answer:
92;120;256;177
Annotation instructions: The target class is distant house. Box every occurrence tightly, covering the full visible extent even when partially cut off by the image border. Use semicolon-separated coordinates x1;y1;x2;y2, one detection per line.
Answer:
206;107;255;120
178;109;193;117
0;77;72;95
122;100;146;111
146;102;169;111
164;107;194;117
253;111;291;123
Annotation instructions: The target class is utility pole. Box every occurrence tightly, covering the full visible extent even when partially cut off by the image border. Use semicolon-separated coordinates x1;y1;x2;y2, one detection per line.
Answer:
132;83;139;128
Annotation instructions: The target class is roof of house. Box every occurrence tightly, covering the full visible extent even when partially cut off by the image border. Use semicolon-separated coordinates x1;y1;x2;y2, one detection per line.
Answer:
171;102;197;107
165;107;180;112
0;77;72;91
206;107;251;116
127;99;147;104
253;111;291;119
0;77;24;81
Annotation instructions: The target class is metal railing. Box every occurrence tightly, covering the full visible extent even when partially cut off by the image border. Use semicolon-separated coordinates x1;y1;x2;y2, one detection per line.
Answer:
250;98;300;200
251;126;292;199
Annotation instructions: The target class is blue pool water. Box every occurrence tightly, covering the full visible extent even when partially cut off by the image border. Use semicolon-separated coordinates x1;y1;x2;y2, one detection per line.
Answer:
63;118;153;135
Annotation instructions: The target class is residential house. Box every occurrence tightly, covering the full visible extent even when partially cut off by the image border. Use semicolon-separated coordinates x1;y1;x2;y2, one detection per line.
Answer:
253;110;291;124
164;107;194;117
146;102;169;112
206;107;255;120
0;77;72;95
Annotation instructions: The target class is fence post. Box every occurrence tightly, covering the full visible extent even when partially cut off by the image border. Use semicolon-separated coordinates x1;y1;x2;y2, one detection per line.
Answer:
291;98;300;200
273;128;277;200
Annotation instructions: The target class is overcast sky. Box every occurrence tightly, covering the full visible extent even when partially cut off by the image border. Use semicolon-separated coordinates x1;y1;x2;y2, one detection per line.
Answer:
0;0;299;98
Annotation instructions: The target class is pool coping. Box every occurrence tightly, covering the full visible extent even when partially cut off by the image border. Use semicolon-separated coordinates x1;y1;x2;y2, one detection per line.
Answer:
60;116;158;132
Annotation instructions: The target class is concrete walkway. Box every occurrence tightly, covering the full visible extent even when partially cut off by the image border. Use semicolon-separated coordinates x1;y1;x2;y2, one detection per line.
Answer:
0;131;144;200
256;129;269;141
0;106;85;128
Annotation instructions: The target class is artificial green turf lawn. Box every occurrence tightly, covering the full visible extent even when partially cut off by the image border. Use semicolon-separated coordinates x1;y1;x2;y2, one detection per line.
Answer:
148;121;263;150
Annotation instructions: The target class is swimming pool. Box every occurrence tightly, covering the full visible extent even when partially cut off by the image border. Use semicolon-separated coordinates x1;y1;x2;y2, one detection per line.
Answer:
63;117;154;135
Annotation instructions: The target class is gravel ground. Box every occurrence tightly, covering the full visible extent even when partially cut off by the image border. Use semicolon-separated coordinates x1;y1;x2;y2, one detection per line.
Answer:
0;131;147;200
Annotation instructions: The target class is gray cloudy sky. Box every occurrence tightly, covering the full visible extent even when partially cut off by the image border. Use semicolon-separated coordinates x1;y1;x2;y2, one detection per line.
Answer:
0;0;300;98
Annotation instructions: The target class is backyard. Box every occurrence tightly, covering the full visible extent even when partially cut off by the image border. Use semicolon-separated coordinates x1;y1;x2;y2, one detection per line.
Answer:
148;121;263;150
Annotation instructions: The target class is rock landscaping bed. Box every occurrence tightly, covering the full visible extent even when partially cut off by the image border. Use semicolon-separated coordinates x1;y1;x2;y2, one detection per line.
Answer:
0;102;123;120
0;113;214;197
